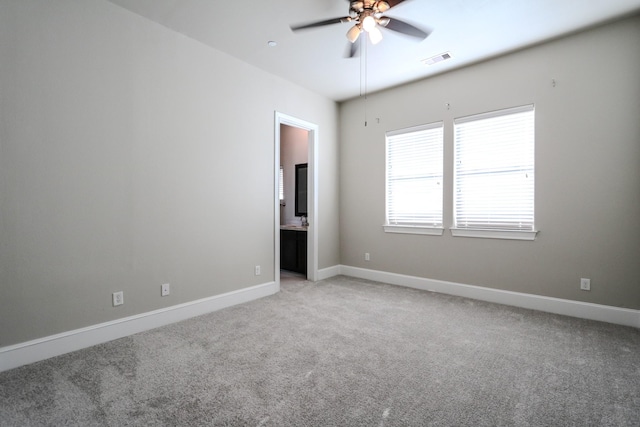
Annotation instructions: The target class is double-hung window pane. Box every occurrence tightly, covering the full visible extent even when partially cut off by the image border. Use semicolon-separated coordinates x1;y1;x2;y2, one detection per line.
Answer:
386;122;444;227
454;105;535;231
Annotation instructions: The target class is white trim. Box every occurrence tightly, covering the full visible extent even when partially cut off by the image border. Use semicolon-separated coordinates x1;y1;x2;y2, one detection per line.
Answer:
275;112;319;282
274;116;282;290
0;281;278;373
317;265;341;281
386;121;444;137
339;265;640;329
454;104;534;125
450;228;538;240
384;225;444;236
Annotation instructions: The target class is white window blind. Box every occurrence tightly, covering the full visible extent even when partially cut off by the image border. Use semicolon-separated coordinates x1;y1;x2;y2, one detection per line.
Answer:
386;122;443;227
453;105;535;232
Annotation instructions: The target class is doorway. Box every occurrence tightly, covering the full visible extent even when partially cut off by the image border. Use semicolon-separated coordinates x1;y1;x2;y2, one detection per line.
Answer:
274;112;318;289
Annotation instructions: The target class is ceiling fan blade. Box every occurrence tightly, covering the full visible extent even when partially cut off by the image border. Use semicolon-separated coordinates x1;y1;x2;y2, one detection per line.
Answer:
291;17;350;31
385;0;409;9
382;17;430;39
345;41;360;58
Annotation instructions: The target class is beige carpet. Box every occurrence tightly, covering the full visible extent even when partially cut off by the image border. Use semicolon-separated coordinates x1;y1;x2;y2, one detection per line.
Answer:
1;275;639;426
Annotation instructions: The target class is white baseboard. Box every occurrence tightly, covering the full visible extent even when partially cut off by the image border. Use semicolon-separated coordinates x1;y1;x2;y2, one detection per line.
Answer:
340;265;640;329
317;265;341;281
0;281;278;373
3;269;637;373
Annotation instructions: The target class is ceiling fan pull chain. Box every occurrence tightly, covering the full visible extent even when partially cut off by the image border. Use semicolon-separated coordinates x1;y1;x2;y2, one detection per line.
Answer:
364;38;368;127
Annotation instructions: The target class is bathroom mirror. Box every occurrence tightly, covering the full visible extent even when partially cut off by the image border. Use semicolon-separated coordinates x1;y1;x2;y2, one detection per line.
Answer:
295;163;308;217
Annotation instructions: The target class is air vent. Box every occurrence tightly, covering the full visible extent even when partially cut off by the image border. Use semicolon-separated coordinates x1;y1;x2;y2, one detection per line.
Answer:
422;52;452;66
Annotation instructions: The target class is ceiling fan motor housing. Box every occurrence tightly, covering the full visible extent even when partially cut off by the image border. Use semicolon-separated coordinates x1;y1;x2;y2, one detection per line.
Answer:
350;1;390;16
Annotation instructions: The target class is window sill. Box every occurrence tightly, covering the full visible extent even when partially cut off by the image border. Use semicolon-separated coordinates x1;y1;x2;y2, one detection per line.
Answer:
383;225;444;236
450;228;538;241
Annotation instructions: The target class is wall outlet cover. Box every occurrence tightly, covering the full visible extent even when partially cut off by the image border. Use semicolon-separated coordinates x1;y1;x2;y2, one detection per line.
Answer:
161;283;170;297
112;291;124;306
580;278;591;291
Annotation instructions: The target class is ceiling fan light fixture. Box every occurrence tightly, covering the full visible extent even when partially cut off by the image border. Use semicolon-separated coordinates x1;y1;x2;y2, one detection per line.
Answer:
362;15;376;32
368;26;383;44
350;1;364;12
346;25;362;43
377;1;390;13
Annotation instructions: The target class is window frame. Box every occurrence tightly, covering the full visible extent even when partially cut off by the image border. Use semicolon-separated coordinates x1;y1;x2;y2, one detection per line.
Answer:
384;121;444;236
451;104;537;241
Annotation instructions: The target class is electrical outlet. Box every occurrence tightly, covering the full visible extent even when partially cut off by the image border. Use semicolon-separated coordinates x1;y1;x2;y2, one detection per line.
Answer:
365;253;370;261
255;265;261;276
580;278;591;291
161;283;170;297
112;291;124;306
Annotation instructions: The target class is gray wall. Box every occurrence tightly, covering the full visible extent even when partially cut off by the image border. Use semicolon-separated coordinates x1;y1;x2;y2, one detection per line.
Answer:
0;0;339;346
339;15;640;310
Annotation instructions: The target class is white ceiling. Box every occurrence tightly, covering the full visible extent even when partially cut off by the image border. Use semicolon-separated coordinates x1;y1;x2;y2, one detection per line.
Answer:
107;0;640;102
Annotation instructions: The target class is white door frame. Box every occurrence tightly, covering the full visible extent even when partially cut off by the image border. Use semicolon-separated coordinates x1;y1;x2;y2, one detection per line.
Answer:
274;112;319;287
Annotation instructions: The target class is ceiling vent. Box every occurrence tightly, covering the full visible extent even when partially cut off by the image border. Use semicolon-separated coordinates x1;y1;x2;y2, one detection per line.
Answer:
422;52;452;66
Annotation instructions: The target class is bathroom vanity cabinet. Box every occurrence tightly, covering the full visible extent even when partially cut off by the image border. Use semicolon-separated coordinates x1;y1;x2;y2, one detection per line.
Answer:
280;228;307;275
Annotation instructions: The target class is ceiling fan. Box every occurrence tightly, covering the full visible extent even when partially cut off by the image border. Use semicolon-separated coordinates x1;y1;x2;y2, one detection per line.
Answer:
290;0;431;57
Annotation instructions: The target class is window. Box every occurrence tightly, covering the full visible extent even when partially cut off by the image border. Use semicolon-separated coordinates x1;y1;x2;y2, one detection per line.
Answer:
385;122;444;235
453;105;536;240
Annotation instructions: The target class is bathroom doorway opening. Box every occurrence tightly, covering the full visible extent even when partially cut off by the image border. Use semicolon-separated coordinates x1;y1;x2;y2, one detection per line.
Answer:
274;112;318;289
